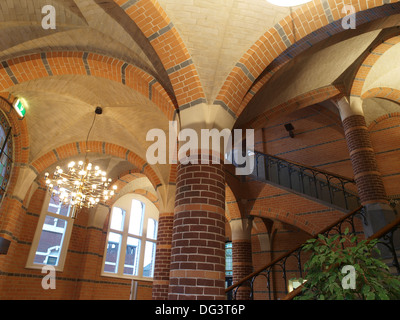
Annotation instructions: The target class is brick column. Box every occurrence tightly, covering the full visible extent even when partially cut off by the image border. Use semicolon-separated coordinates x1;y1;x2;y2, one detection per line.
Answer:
152;212;174;300
231;217;253;300
342;114;387;205
337;97;394;236
168;153;226;300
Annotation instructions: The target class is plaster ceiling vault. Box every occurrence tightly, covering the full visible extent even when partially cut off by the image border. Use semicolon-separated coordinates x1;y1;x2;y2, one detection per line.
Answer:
0;0;400;193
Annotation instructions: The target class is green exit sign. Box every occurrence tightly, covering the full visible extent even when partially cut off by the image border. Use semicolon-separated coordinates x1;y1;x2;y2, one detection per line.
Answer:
13;99;26;118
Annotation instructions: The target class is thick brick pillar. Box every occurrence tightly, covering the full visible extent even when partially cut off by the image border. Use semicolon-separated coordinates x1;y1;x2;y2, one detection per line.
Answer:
152;212;174;300
231;217;253;300
342;114;387;206
338;97;395;236
168;153;226;300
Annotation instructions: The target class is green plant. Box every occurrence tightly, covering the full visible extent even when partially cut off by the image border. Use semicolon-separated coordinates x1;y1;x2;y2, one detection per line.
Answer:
294;230;400;300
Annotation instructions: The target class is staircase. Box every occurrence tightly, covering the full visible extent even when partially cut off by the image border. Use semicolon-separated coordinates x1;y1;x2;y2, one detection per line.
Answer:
226;207;400;300
227;152;400;300
249;151;360;211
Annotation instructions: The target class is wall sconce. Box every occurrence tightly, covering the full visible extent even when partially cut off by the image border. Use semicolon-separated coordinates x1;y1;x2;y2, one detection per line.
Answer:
285;123;295;138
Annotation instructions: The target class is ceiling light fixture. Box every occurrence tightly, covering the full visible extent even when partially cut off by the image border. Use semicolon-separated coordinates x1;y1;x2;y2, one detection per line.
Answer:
44;107;117;218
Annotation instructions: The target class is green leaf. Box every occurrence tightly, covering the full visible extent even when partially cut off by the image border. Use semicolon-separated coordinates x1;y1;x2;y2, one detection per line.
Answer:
366;292;375;300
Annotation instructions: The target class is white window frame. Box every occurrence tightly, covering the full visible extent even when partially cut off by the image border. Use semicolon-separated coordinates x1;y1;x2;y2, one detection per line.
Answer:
101;194;159;282
26;191;75;271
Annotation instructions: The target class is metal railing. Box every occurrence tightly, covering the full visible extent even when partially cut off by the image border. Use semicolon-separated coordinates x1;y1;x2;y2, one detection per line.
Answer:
250;151;360;211
226;206;366;300
226;206;400;300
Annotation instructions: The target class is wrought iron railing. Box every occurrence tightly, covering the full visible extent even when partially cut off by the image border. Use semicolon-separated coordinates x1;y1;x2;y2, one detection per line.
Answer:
250;151;360;211
226;206;400;300
225;206;366;300
284;214;400;300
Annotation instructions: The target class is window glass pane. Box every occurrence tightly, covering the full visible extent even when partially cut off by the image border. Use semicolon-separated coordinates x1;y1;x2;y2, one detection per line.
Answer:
143;241;156;278
146;218;157;240
104;232;122;273
33;215;68;266
48;193;70;217
110;207;125;231
123;237;141;276
128;200;144;236
225;242;233;277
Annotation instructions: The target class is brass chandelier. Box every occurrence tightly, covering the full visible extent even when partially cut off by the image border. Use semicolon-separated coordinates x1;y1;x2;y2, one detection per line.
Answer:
44;107;117;218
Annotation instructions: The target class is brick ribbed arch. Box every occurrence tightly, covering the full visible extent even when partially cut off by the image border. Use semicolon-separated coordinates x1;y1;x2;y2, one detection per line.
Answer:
113;0;206;110
109;189;160;210
111;169;147;191
368;112;400;131
243;84;343;130
225;184;241;222
108;170;160;208
361;87;400;104
350;34;400;98
216;0;400;118
30;141;161;189
251;207;317;236
0;97;30;241
0;51;176;120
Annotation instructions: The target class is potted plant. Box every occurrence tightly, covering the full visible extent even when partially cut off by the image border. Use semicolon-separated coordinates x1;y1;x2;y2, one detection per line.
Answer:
294;230;400;300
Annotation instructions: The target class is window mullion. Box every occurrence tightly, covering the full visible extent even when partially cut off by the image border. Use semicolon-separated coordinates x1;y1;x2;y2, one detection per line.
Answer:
137;234;146;278
118;209;131;276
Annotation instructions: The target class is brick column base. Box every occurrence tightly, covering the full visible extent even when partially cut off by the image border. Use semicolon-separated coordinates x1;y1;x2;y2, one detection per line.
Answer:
168;156;226;300
152;212;174;300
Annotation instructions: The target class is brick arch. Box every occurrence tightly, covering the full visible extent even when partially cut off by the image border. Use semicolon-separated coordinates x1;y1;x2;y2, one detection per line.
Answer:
0;97;30;241
108;189;160;210
112;0;206;110
350;34;400;98
0;97;30;197
215;1;400;118
107;169;160;208
225;184;241;222
30;141;161;189
368;112;400;131
250;206;317;236
361;87;400;104
110;169;148;192
0;51;176;120
242;84;343;130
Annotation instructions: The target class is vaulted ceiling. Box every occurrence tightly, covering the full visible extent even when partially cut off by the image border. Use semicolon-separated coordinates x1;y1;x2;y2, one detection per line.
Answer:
1;0;400;195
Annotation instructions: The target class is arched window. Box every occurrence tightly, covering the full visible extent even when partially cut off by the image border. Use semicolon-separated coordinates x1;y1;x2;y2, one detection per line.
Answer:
102;194;158;280
0;109;13;204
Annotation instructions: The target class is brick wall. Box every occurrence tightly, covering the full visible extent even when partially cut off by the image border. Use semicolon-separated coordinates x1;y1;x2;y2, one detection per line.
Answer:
0;187;152;300
254;104;353;178
370;115;400;197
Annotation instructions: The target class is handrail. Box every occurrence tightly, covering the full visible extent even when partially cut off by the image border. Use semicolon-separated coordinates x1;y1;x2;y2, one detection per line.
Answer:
254;151;355;184
249;151;360;210
225;206;364;295
283;214;400;300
